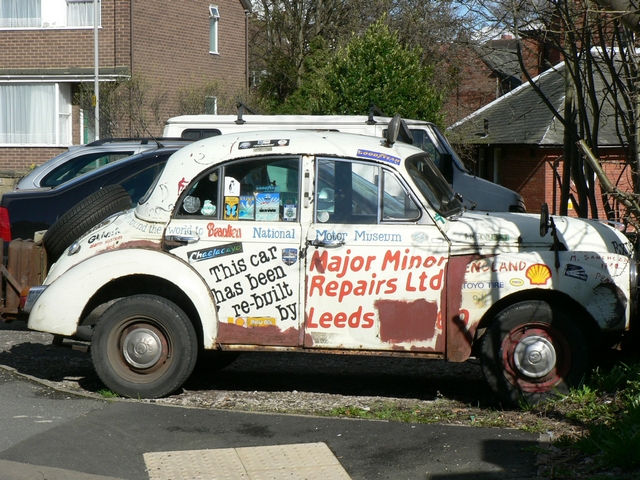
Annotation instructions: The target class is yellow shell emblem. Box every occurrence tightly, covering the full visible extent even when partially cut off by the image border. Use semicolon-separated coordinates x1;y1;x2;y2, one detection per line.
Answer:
526;264;552;285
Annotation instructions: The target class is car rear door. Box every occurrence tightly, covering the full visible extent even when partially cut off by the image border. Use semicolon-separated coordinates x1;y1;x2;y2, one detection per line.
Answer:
164;155;304;347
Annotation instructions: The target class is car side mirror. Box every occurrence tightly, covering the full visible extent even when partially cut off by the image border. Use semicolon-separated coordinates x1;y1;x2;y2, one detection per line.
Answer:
540;203;550;237
385;114;402;147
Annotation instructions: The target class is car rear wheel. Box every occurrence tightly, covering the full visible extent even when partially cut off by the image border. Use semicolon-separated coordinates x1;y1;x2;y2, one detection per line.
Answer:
42;184;132;263
480;300;590;406
91;295;198;399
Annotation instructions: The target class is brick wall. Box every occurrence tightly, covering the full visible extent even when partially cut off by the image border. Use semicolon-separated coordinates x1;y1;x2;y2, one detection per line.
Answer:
0;0;248;177
444;51;497;126
491;145;634;220
0;0;129;71
131;0;248;134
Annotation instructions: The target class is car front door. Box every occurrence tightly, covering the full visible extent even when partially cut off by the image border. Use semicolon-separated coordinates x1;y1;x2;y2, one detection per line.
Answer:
304;157;449;352
164;156;304;347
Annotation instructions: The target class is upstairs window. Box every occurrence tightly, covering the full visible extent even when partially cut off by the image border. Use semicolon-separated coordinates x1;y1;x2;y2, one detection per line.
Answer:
209;5;219;54
0;0;99;29
0;0;40;28
67;0;99;27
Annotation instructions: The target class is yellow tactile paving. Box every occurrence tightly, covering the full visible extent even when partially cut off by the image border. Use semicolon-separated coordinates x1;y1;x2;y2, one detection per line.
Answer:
144;442;351;480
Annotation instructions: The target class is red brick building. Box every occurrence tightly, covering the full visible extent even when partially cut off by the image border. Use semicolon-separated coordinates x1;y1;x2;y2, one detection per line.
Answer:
444;35;560;126
448;61;632;222
0;0;251;178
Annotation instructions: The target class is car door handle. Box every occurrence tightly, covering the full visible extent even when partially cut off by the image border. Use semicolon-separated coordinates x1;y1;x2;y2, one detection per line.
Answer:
165;234;200;245
308;239;344;249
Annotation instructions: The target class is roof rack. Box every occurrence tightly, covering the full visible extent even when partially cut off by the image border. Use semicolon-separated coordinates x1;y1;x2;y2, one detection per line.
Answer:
367;103;386;125
235;102;259;125
85;137;189;147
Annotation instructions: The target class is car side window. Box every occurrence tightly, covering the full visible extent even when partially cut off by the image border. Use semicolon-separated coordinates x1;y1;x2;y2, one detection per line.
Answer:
382;170;421;220
43;151;134;187
315;158;420;224
177;168;221;217
176;157;300;221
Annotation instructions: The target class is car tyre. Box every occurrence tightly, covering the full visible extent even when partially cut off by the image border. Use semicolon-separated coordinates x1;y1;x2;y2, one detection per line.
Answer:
193;351;240;374
43;184;132;263
480;300;590;406
91;295;198;399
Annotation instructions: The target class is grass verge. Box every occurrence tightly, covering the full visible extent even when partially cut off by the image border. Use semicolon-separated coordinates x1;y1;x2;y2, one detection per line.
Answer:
323;358;640;479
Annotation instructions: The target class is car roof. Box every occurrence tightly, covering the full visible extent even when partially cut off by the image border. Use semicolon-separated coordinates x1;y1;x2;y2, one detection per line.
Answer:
16;138;191;190
136;129;425;223
50;147;181;191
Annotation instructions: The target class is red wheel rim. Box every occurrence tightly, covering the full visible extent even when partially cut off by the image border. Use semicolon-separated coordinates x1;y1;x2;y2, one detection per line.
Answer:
500;323;571;393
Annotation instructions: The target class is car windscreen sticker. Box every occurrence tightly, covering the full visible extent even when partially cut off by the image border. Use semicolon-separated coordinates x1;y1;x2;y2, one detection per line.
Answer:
238;139;290;149
239;195;255;220
282;200;297;221
357;149;401;165
225;177;240;196
224;197;239;220
255;186;280;221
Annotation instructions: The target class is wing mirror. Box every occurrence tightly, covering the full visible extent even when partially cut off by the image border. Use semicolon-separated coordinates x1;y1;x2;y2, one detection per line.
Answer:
384;114;414;147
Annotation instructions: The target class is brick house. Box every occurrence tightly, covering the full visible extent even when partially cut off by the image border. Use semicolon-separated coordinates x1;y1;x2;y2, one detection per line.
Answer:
444;35;559;126
0;0;251;184
447;60;632;221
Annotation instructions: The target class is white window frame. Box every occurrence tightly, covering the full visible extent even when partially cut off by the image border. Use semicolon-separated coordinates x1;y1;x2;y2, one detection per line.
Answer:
0;82;73;146
209;5;219;54
205;96;218;114
0;0;100;30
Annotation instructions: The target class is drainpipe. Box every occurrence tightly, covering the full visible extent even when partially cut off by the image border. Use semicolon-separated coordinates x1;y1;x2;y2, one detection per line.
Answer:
94;0;99;140
245;10;249;95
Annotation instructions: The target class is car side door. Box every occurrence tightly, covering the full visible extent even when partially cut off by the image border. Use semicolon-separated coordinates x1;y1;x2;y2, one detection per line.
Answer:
304;157;449;352
164;156;304;347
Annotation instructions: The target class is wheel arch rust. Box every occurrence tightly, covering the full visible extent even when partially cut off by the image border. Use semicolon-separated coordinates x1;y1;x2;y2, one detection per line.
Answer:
445;254;602;362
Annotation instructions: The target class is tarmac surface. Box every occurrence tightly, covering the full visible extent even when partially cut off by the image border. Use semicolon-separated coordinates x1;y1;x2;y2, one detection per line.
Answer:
0;367;542;480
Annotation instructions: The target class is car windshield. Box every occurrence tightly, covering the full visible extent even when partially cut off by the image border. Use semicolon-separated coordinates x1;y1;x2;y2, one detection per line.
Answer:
406;153;463;217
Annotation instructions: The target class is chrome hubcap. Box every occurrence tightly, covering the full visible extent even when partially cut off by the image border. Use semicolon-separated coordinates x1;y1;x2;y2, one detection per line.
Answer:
122;328;162;369
513;335;556;378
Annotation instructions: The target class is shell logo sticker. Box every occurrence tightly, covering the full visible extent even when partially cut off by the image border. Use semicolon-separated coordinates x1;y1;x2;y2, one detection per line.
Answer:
526;264;552;285
510;278;524;287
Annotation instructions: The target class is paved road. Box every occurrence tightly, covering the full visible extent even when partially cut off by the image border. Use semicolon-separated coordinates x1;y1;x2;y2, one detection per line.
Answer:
0;367;541;480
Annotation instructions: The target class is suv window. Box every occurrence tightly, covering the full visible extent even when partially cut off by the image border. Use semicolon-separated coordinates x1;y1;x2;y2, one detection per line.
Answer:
180;129;221;140
43;151;134;187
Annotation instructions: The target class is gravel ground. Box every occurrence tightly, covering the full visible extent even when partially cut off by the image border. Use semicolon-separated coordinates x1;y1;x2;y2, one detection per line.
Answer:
7;317;640;478
0;318;579;440
8;317;615;477
0;318;492;405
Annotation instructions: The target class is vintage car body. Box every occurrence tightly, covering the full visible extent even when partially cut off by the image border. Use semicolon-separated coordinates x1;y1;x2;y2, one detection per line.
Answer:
25;124;638;404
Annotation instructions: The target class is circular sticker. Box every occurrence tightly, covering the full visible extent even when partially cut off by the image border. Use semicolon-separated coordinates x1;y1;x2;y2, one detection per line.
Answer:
317;211;330;223
183;195;201;214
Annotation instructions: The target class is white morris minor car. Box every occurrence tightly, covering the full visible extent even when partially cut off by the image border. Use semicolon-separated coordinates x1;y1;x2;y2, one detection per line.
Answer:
24;118;638;405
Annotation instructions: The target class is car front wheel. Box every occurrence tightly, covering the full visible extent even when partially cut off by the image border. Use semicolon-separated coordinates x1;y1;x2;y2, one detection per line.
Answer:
91;295;198;399
480;300;590;406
